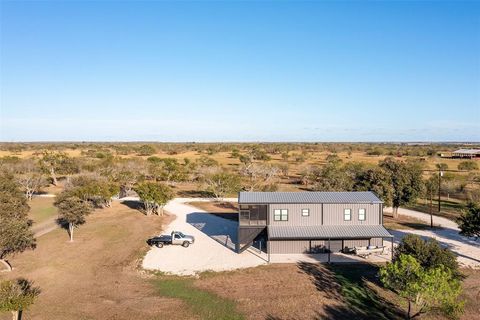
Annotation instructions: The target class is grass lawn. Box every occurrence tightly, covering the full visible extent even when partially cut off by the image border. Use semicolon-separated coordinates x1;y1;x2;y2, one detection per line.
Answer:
28;196;58;225
406;197;466;221
152;277;244;320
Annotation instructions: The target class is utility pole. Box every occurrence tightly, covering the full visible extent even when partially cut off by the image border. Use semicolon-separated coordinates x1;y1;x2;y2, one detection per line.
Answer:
430;190;433;228
438;170;443;212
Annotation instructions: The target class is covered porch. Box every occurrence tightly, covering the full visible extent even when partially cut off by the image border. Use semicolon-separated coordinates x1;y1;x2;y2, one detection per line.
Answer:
267;225;394;263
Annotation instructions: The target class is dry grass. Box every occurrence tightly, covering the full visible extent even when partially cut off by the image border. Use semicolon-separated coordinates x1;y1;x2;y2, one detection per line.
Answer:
0;201;193;320
194;263;480;320
383;213;439;230
195;264;345;320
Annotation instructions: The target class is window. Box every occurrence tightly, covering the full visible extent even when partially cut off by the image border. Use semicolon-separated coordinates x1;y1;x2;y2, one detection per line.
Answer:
302;208;310;216
358;208;366;221
274;209;288;221
344;208;351;221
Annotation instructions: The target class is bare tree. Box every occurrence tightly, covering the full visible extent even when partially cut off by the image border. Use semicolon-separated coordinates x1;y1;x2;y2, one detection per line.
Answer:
13;159;46;201
240;163;279;191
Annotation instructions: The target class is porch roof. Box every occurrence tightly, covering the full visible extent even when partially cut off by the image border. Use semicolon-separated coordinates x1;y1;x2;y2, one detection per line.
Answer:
268;224;393;240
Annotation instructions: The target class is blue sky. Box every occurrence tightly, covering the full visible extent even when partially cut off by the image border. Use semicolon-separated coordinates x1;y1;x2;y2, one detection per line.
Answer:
0;1;479;142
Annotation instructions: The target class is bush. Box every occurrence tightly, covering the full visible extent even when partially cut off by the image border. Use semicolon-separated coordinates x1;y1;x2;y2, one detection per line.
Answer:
394;234;459;277
458;161;478;171
137;145;156;156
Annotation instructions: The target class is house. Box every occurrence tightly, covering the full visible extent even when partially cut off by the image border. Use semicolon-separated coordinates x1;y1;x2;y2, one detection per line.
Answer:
237;191;393;259
451;149;480;159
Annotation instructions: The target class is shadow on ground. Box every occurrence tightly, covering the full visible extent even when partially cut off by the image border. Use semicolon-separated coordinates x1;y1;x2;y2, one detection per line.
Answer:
186;212;238;251
120;200;144;211
295;262;405;320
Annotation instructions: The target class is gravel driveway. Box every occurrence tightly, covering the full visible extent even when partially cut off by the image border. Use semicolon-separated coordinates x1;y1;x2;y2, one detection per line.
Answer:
385;207;480;268
142;198;266;275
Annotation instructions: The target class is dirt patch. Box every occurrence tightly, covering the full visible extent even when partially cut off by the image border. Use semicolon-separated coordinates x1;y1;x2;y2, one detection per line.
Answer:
0;201;192;320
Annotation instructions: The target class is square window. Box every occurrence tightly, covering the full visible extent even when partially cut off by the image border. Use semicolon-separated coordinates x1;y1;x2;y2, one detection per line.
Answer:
274;209;281;221
344;208;351;221
274;209;288;221
359;208;366;221
302;209;310;216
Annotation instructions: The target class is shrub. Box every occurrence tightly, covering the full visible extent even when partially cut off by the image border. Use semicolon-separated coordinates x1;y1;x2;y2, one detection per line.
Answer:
458;161;478;171
394;234;459;277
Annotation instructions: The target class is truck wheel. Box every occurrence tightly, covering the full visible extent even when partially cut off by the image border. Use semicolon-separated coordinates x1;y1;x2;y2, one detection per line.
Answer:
182;241;190;248
156;243;164;248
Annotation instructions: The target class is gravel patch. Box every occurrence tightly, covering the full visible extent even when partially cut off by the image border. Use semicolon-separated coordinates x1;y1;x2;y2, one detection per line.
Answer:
142;198;266;276
385;207;480;268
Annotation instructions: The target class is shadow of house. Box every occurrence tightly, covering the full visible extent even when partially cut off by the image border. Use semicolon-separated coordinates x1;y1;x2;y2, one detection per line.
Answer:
297;262;405;320
186;212;238;252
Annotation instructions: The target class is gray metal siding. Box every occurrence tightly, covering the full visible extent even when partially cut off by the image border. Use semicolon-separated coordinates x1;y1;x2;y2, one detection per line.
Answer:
323;203;380;225
269;240;310;254
269;203;322;226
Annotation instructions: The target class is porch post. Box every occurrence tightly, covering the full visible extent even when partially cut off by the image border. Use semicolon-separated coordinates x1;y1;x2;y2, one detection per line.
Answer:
267;240;270;263
327;237;331;264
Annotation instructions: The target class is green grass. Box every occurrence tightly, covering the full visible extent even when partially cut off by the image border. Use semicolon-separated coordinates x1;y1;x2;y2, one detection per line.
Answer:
152;278;244;320
29;197;58;224
326;264;404;320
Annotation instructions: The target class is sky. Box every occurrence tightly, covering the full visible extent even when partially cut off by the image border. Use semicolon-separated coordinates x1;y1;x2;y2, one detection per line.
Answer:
0;1;479;142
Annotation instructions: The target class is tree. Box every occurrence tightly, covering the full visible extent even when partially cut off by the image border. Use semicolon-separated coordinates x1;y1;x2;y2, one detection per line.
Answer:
458;202;480;240
436;163;449;171
0;278;40;320
239;163;279;192
147;157;186;184
137;144;156;156
0;173;36;271
66;175;119;208
39;151;79;186
204;171;241;201
110;159;146;198
134;182;174;215
12;159;46;201
309;162;353;192
380;254;464;319
394;234;459;276
458;161;478;171
380;158;424;218
54;195;93;241
353;166;393;207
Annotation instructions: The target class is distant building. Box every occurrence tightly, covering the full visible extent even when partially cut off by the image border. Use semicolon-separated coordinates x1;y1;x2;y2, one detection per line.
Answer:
451;149;480;159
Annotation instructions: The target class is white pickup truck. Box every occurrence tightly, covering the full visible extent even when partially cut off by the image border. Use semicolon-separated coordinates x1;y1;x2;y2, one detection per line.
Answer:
147;231;195;248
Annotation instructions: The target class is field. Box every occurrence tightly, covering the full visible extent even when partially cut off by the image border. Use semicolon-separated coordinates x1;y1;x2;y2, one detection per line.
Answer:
1;142;478;222
1;198;480;320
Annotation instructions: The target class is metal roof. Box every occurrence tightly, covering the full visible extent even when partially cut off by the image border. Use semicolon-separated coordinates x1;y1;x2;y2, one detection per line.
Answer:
268;225;393;239
452;149;480;154
238;191;382;204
